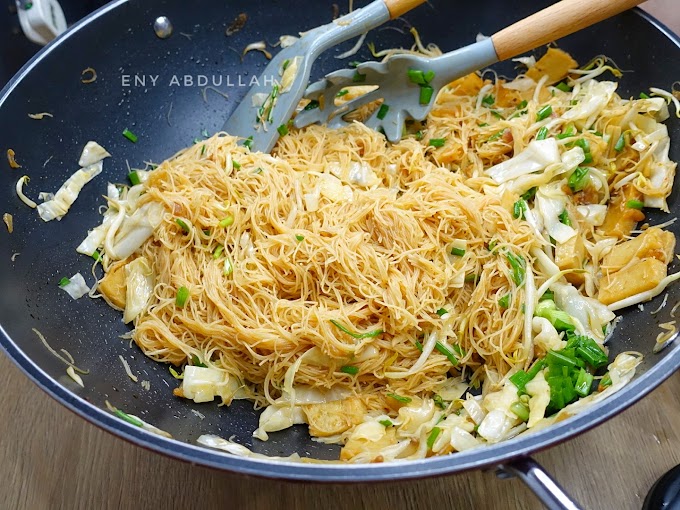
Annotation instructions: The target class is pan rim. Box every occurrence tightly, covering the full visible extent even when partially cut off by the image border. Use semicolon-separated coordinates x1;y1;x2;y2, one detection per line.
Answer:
1;1;680;482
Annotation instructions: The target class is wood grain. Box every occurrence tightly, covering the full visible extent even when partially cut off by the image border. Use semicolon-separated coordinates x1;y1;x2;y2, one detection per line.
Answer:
492;0;644;61
1;3;678;510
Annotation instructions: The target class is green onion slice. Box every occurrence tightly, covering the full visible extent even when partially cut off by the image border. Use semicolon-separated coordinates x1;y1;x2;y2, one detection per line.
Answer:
176;286;190;307
330;320;383;339
122;128;138;143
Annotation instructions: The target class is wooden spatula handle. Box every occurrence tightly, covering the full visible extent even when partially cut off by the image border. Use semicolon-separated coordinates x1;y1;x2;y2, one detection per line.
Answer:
491;0;644;61
384;0;427;19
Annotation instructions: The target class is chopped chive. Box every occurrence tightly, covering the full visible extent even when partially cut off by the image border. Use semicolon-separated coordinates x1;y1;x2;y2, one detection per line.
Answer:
536;105;553;121
407;69;426;85
464;273;478;284
513;199;527;220
450;247;466;257
558;209;572;226
433;394;447;409
599;373;612;391
352;71;366;83
478;122;489;127
377;103;390;120
568;167;590;192
536;126;549;140
336;89;349;97
424;70;436;83
340;365;359;375
490;110;504;119
626;199;644;210
639;92;650;99
58;277;71;287
232;161;241;170
517;100;528;109
509;370;531;393
282;58;291;71
428;138;446;148
482;95;494;106
379;419;393;427
499;293;511;309
175;286;190;307
303;100;320;111
224;257;233;276
191;354;207;367
510;401;530;421
505;251;526;286
219;215;234;228
175;218;191;233
114;409;143;427
295;234;305;241
200;144;206;156
92;250;101;262
169;366;184;379
128;171;141;186
575;368;594;397
212;245;224;259
419;85;434;105
556;82;572;93
202;229;210;236
521;187;537;201
436;308;448;317
435;341;459;366
387;393;411;404
557;124;577;139
614;132;627;152
277;124;289;136
488;130;505;142
415;130;424;141
122;128;138;143
414;340;423;352
427;427;442;449
330;319;383;339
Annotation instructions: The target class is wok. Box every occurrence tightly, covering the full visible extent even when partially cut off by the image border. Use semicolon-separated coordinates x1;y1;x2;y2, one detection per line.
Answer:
0;0;678;508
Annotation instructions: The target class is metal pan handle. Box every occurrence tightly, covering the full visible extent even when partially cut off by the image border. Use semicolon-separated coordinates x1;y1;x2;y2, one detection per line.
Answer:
496;457;583;510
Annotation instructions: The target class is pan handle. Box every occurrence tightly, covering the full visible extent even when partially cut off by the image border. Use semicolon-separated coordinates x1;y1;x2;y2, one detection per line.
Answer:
496;457;583;510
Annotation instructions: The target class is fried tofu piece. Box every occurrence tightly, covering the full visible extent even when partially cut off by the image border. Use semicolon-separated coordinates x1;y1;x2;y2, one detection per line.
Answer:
340;427;397;462
556;234;586;285
599;185;646;238
496;85;522;108
526;48;578;85
302;397;366;437
602;227;676;271
449;72;484;96
598;258;667;305
99;260;128;309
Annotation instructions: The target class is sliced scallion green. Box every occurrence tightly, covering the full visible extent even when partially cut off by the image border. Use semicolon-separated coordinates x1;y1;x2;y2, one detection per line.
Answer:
536;105;553;121
58;277;71;287
568;167;590;192
122;128;138;143
419;85;434;105
336;89;349;97
614;132;627;152
340;365;359;375
379;419;393;427
277;124;289;137
175;218;191;233
435;308;448;317
428;137;446;148
626;199;644;210
427;427;442;449
128;171;141;186
175;286;190;307
387;393;411;404
536;126;549;140
499;293;511;309
450;247;466;257
481;95;494;106
330;320;383;339
558;209;572;226
219;215;234;228
295;234;305;241
377;103;390;120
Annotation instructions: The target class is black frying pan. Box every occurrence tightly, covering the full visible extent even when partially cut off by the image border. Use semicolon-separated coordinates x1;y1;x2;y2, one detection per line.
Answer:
1;1;679;507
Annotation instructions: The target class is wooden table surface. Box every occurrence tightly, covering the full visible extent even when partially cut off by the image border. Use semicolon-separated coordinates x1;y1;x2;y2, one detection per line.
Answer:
2;1;679;509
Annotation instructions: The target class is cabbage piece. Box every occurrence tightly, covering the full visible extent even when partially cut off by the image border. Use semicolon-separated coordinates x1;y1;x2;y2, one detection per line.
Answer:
562;80;617;127
462;396;486;425
197;434;304;461
507;146;584;195
450;426;482;451
535;186;577;244
110;202;164;260
633;116;676;211
553;282;615;341
318;173;353;202
77;184;120;256
281;56;301;92
435;377;468;401
532;316;566;352
477;409;515;443
37;161;103;221
486;139;560;184
181;365;244;404
59;273;90;300
525;370;550;428
253;403;308;441
123;257;154;323
576;204;607;227
483;380;519;416
397;399;436;436
78;141;111;167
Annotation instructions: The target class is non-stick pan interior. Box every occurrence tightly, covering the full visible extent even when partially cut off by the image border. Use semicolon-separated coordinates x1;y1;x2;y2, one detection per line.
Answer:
1;0;679;479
